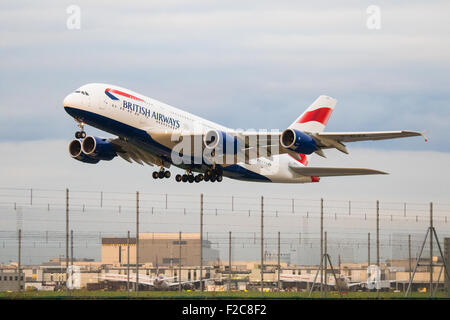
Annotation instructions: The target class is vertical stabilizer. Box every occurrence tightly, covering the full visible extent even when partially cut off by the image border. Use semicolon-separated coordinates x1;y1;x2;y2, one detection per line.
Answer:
289;95;337;133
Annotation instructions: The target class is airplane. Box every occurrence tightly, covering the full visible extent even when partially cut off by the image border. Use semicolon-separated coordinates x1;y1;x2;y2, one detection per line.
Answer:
63;83;425;183
353;265;397;291
99;273;212;290
280;272;354;291
280;265;396;291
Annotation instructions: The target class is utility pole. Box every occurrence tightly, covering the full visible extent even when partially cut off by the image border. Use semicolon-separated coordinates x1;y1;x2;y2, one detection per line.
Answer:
406;202;450;297
408;234;412;290
260;196;264;293
71;230;74;266
277;231;281;291
376;200;380;267
200;193;203;292
430;202;433;297
179;231;182;292
320;198;324;296
228;231;232;292
338;255;341;274
368;232;371;266
324;231;328;294
135;191;139;294
65;188;69;290
70;230;74;290
18;229;21;292
127;231;130;296
376;200;380;298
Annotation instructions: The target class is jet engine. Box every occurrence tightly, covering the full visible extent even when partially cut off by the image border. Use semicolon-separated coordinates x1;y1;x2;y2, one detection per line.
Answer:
203;129;238;155
280;128;317;155
81;136;117;161
68;139;100;164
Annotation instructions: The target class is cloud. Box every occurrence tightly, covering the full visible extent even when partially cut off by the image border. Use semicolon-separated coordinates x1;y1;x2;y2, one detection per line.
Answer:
0;1;449;147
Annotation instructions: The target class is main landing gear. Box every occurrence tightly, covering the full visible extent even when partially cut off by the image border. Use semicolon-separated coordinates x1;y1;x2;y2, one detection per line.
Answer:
153;167;171;179
175;168;223;183
75;121;86;139
175;172;202;183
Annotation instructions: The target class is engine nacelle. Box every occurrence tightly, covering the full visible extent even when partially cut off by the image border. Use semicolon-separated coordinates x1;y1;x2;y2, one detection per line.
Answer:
280;128;317;155
68;140;100;164
81;136;117;161
203;130;238;155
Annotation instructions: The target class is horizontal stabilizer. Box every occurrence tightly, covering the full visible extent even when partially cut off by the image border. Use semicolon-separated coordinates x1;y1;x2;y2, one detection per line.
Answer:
289;166;387;177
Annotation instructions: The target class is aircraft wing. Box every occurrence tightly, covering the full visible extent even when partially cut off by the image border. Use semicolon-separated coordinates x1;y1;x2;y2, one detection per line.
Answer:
309;130;424;155
315;130;423;143
346;282;364;287
109;138;167;167
166;278;217;287
289;166;387;177
145;129;424;163
239;130;425;159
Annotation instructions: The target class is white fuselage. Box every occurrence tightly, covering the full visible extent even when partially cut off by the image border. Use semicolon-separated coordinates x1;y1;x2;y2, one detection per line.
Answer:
63;83;315;183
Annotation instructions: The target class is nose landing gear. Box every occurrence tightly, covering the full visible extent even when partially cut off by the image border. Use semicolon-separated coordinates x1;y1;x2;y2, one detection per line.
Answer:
75;121;86;139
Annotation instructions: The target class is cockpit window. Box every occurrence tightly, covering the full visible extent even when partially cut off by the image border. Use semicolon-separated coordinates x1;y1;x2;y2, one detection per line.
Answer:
74;90;89;96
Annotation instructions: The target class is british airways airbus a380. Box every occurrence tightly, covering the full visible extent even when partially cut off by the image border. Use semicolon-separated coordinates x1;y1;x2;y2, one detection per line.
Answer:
63;83;424;183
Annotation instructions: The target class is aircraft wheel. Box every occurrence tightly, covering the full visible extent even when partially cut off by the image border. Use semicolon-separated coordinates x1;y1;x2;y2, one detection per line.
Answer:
158;171;165;179
210;176;216;183
152;172;159;179
80;131;86;139
75;131;81;139
204;175;210;182
175;174;182;182
188;175;194;183
195;175;201;183
182;174;188;182
165;171;171;178
198;174;204;181
216;175;223;182
215;166;223;176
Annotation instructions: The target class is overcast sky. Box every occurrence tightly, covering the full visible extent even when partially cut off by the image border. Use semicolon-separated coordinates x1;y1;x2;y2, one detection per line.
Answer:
1;2;450;264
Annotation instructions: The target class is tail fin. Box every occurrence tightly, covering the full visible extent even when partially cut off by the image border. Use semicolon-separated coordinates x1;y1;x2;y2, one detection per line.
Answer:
289;95;337;133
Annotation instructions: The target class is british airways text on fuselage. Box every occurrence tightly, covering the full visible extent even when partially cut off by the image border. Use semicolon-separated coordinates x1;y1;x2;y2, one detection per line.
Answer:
122;100;181;129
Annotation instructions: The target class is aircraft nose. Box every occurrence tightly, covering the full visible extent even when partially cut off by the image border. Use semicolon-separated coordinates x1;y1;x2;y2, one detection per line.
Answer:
63;93;78;108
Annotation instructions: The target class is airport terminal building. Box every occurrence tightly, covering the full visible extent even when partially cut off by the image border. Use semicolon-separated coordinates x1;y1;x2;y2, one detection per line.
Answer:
101;233;220;266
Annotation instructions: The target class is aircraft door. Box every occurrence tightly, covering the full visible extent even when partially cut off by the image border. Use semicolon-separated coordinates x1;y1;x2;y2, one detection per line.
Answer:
94;91;105;111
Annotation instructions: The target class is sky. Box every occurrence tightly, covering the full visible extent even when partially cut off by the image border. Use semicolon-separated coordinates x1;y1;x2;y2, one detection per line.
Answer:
1;1;450;263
